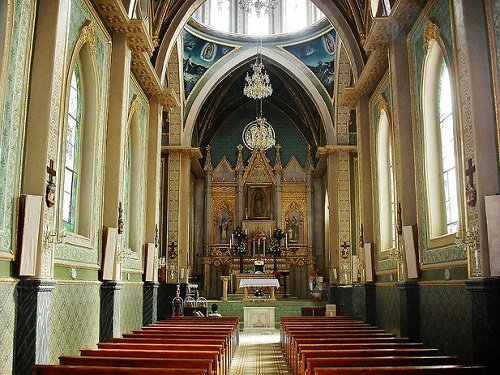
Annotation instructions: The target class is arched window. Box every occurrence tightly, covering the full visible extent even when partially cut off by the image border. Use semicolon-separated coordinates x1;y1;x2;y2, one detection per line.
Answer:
60;24;98;242
125;104;143;253
422;31;459;240
62;64;82;232
377;107;396;251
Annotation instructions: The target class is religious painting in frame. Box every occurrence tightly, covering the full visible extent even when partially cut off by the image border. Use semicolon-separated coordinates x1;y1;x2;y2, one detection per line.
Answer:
247;185;272;219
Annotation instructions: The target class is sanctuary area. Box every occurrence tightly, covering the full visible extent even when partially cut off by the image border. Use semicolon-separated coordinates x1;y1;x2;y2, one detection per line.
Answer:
1;1;500;374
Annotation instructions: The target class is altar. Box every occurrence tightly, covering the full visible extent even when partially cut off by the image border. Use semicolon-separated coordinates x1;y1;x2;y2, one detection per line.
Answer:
239;277;280;301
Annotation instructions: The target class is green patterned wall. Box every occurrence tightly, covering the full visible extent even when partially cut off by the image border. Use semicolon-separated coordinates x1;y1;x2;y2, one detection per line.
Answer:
408;0;466;265
0;280;16;375
120;282;143;335
420;283;473;361
210;102;308;167
55;0;111;265
48;282;100;364
0;0;36;259
375;284;400;336
492;0;500;79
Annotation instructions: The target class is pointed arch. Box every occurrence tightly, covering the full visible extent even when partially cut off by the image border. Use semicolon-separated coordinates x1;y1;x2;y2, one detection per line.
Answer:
183;46;335;145
60;21;99;244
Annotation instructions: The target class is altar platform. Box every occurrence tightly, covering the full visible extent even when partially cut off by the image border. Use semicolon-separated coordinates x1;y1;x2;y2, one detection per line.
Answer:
208;297;326;330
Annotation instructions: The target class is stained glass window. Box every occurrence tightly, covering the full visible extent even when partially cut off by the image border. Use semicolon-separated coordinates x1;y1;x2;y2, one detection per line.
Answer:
438;58;459;233
63;64;81;232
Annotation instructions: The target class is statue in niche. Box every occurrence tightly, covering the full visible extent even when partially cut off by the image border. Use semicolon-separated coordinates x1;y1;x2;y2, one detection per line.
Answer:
288;216;299;242
220;218;228;242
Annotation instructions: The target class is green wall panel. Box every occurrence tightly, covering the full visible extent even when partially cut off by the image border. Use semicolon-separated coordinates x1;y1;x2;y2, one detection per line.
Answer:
48;282;100;364
375;284;400;336
420;283;472;361
0;280;17;375
120;282;143;335
0;0;36;257
211;102;308;168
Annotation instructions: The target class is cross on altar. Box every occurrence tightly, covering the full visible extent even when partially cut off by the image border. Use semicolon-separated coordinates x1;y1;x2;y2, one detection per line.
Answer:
168;241;177;259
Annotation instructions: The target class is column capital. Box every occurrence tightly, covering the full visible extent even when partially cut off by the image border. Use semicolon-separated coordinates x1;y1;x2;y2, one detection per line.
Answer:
316;144;358;158
161;145;202;159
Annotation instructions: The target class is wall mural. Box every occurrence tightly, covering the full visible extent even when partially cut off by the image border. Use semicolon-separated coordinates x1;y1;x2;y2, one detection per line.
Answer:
183;30;234;99
283;31;336;96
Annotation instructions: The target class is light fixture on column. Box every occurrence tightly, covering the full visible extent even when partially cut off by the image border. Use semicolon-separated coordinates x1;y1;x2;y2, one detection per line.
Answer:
239;0;278;16
244;40;273;99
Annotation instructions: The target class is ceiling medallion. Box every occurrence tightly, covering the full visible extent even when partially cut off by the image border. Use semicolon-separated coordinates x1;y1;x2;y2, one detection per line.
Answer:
242;115;276;151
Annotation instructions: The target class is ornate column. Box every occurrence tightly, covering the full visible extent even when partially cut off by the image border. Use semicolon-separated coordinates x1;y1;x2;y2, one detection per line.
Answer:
274;144;283;225
143;282;158;325
99;281;122;342
204;146;213;255
305;146;314;256
14;279;56;375
16;2;69;373
164;146;201;284
236;144;245;223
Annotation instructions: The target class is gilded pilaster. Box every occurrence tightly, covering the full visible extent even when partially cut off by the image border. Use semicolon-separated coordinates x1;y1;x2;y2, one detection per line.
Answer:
274;144;283;225
236;144;245;223
205;145;213;254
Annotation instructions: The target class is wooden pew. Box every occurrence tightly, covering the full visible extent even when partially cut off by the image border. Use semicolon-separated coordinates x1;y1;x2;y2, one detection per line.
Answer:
313;365;486;374
297;348;440;375
59;356;213;374
96;343;226;375
305;356;459;375
33;365;207;374
80;349;221;375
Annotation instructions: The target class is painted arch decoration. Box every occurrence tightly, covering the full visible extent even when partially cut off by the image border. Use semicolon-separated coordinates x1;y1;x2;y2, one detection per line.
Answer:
183;30;235;99
282;30;337;97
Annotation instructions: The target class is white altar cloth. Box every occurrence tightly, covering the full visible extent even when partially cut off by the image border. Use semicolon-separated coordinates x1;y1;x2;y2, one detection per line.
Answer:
239;278;280;288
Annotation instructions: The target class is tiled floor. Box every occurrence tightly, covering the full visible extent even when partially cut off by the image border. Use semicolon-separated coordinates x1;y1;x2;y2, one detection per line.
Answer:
229;330;291;375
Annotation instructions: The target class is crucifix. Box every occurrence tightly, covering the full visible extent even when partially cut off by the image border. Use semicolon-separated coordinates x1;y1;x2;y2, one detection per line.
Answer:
340;241;350;259
168;241;178;259
45;159;57;207
465;158;477;207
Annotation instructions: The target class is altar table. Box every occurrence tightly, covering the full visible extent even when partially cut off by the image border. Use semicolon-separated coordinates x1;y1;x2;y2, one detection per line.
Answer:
239;278;280;300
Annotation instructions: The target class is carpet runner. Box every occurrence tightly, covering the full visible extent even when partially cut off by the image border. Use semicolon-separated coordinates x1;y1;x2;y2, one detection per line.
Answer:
229;330;291;375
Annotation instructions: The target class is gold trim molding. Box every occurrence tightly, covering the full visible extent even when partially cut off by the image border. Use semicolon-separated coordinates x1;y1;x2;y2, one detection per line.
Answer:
424;20;440;51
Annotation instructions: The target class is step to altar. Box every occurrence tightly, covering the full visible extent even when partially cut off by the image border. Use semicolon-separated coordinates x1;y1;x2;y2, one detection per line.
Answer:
209;298;326;329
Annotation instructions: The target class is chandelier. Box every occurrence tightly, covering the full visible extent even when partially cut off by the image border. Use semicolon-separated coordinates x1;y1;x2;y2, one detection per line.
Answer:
242;112;276;151
244;41;273;99
238;0;279;16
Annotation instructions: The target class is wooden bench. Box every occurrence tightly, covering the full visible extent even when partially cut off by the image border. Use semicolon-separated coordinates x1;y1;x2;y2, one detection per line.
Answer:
97;342;226;374
80;349;221;375
312;365;486;374
305;356;459;375
297;348;440;375
32;365;207;374
59;356;212;375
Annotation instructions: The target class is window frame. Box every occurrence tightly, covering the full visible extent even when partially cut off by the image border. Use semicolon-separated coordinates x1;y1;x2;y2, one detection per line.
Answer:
421;34;463;249
376;105;397;253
